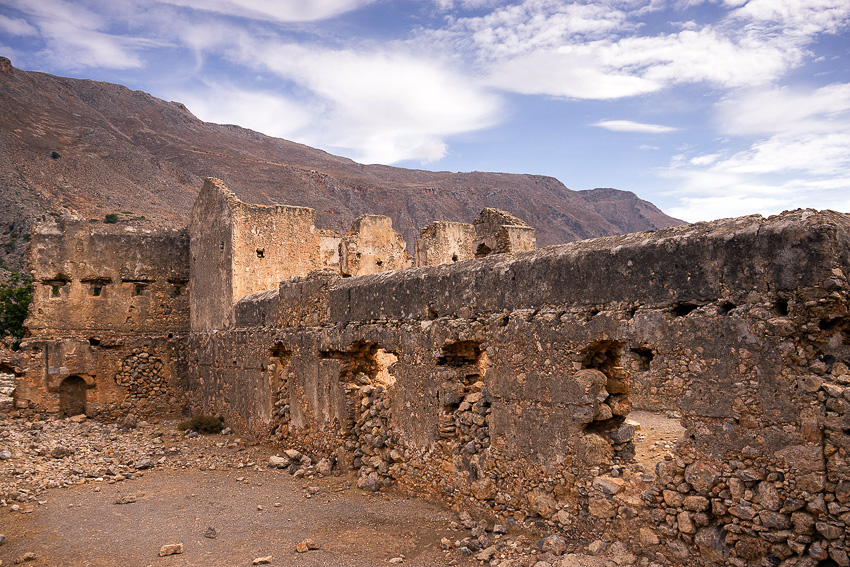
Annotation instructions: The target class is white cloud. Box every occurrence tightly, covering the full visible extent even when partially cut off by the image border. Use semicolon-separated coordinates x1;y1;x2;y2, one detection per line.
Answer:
0;14;38;36
593;119;678;133
485;48;661;99
4;0;160;69
173;83;316;139
154;0;377;22
660;82;850;221
184;36;502;163
717;83;850;136
428;0;850;101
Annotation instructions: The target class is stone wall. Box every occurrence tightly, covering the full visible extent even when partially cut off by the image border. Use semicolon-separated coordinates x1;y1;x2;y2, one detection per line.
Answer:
340;215;412;277
415;209;537;267
416;221;476;267
19;217;189;418
13;336;186;419
185;209;850;567
26;217;189;337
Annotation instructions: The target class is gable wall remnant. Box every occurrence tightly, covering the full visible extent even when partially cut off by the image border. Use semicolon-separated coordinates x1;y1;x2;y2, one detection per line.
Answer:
340;215;413;277
26;217;189;337
415;221;476;267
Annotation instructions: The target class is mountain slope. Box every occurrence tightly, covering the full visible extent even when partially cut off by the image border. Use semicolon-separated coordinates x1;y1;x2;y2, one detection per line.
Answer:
0;57;683;274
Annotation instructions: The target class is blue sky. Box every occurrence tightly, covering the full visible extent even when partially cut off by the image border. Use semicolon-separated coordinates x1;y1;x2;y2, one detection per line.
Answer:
1;0;849;221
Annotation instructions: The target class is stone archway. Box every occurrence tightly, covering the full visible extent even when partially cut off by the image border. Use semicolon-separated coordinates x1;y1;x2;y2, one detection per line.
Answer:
59;376;87;416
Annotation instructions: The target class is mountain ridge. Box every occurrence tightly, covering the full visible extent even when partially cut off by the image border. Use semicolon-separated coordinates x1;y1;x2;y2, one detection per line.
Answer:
0;57;683;275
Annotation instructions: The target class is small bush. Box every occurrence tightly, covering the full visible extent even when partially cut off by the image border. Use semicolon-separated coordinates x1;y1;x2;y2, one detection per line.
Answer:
104;213;120;224
178;415;224;434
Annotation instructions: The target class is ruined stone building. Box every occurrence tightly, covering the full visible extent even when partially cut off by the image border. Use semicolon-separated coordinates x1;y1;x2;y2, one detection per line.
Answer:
8;178;850;567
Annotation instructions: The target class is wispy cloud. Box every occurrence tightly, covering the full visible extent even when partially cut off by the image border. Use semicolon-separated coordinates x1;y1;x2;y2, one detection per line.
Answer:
593;120;678;133
0;14;38;36
156;0;377;23
219;40;502;163
662;81;850;220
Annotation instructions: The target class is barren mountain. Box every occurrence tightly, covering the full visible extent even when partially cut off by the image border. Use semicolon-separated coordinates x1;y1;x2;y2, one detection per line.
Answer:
0;56;682;275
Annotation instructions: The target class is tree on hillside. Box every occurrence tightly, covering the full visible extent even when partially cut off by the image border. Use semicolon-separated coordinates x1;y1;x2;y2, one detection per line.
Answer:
0;272;32;349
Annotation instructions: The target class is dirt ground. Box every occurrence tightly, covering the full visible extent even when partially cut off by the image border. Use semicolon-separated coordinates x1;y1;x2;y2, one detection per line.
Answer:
0;410;685;567
0;466;476;567
629;410;686;472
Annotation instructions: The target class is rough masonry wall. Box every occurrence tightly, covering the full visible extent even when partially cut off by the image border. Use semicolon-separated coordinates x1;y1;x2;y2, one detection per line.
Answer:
189;178;236;332
340;215;413;277
186;209;850;567
14;336;187;419
415;221;476;267
20;216;190;418
231;200;321;303
27;218;189;336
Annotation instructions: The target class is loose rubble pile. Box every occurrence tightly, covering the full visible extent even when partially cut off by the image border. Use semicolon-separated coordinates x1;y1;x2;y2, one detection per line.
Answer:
344;373;399;492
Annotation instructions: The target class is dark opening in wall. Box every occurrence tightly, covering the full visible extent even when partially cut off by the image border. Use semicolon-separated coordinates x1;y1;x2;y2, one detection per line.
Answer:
44;275;70;298
376;260;383;267
168;279;188;298
671;303;699;317
59;375;87;417
774;298;789;316
630;347;654;371
451;254;458;262
256;248;264;258
88;337;100;346
819;316;848;331
437;341;483;367
475;243;491;258
580;340;624;374
124;279;152;296
719;301;737;315
83;277;111;297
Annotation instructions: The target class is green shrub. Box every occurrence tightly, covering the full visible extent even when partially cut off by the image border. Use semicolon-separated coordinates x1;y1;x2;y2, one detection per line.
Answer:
0;272;32;347
104;213;120;224
178;415;225;434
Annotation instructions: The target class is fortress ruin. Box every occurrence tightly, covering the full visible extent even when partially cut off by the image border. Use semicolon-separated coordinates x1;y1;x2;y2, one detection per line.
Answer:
6;178;850;567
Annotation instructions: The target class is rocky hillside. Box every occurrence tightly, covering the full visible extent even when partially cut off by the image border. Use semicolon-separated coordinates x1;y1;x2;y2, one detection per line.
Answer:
0;56;682;276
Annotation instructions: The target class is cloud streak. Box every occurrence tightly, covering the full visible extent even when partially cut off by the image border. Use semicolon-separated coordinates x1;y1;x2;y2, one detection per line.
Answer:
593;120;678;133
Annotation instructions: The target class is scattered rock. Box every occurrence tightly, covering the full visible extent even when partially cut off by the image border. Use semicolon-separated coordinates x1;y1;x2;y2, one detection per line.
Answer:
540;534;567;556
252;556;272;564
476;546;498;561
0;450;11;460
158;543;184;556
50;446;71;459
592;475;624;495
203;527;217;539
14;553;36;564
316;458;333;476
295;539;318;552
134;458;155;470
268;455;289;468
114;494;137;505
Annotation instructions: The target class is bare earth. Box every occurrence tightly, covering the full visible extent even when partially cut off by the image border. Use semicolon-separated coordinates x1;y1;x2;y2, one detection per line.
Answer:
1;464;474;567
0;410;685;567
